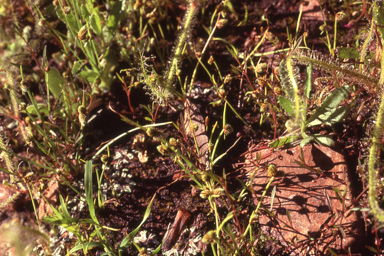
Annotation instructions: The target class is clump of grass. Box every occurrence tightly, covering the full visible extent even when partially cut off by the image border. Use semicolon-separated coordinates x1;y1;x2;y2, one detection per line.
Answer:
139;0;200;104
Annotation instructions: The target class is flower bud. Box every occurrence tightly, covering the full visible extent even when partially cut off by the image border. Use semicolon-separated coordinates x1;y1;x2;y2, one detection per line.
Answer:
267;164;278;177
169;138;178;147
216;19;228;29
224;74;232;84
255;63;267;73
274;87;282;96
78;105;87;127
101;154;110;164
191;123;199;132
335;12;346;22
212;188;225;197
78;25;87;41
260;103;267;112
223;124;233;135
202;230;216;244
200;189;211;199
157;143;168;155
208;55;214;65
218;88;227;98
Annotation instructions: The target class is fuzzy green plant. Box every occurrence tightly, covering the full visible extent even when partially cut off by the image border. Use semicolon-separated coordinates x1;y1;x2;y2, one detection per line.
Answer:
293;49;378;88
164;0;200;87
277;17;384;222
139;0;200;104
0;189;20;212
367;2;384;223
276;39;353;148
368;91;384;222
0;129;15;175
278;52;305;133
0;65;32;144
0;66;19;116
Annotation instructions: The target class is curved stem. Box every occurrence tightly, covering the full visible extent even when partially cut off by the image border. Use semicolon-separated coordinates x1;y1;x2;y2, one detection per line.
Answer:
368;78;384;222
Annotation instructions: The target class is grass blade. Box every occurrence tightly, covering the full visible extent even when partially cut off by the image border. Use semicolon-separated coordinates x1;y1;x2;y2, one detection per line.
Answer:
85;160;99;224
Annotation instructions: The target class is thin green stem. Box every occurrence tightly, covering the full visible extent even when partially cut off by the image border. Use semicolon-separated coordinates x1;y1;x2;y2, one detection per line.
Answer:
164;0;199;86
359;3;376;72
293;53;379;87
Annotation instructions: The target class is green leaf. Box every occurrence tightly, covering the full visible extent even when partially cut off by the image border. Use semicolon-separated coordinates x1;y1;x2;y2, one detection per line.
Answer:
89;226;103;242
59;194;71;219
98;49;118;91
269;134;302;148
306;85;351;125
376;5;384;42
217;211;234;234
333;188;342;202
72;61;84;75
33;140;49;155
25;102;80;119
279;96;294;116
0;166;13;175
223;0;239;20
56;8;66;26
69;242;105;254
43;215;80;235
270;186;276;212
308;106;349;127
230;64;242;75
338;47;360;59
42;45;49;71
107;0;123;36
237;3;248;26
314;135;335;147
286;208;292;224
350;207;370;211
25;103;61;116
45;217;99;226
57;8;80;38
45;68;65;100
79;70;99;84
365;246;378;254
300;136;314;148
84;161;99;224
304;63;312;99
90;13;102;38
151;244;163;255
81;5;91;21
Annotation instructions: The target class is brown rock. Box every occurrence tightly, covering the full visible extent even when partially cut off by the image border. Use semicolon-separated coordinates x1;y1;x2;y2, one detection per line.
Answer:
245;143;363;255
38;178;59;219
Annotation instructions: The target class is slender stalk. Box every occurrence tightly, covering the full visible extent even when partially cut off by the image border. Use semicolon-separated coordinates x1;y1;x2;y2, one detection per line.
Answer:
368;46;384;222
293;51;379;87
368;99;384;222
164;0;200;87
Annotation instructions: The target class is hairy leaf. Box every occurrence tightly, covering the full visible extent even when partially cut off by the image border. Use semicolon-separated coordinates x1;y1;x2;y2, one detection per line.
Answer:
314;135;335;147
338;47;360;59
279;96;294;116
308;106;349;127
306;85;351;125
269;134;302;148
